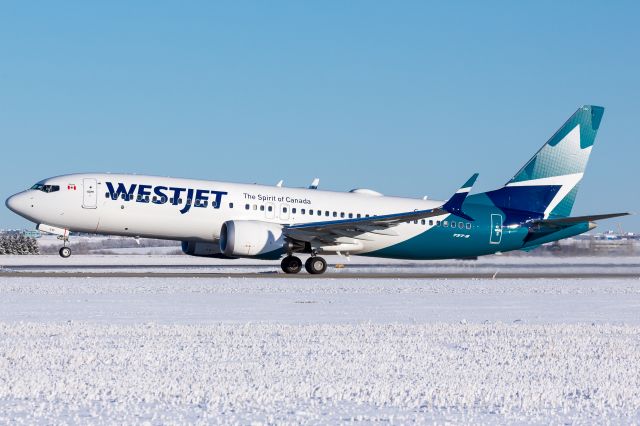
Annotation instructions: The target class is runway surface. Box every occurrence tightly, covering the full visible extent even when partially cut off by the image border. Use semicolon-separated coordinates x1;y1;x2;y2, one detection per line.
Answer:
1;270;639;278
1;258;639;279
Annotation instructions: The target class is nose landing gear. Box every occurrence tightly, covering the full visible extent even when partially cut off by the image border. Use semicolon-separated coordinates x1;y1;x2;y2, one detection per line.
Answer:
58;235;71;258
59;246;71;258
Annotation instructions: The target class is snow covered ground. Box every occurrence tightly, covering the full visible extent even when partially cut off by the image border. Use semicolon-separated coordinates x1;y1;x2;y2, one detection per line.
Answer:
0;261;639;423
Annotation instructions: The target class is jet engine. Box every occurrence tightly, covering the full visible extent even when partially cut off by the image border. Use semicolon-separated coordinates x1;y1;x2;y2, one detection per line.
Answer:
219;220;285;258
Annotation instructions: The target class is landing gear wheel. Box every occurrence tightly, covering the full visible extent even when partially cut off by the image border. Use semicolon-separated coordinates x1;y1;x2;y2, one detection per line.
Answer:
59;247;71;258
305;256;327;275
281;256;302;274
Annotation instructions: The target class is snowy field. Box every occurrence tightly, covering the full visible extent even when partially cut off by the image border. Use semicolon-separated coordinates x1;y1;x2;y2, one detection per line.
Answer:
0;257;639;423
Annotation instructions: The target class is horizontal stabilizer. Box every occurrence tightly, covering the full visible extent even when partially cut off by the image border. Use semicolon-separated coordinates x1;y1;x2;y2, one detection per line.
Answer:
442;173;479;221
528;212;630;231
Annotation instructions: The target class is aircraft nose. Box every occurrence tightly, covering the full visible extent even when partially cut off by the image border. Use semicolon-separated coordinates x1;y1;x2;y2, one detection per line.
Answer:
5;192;27;215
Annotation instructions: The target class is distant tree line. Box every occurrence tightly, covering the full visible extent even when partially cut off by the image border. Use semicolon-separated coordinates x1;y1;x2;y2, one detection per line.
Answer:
0;234;39;255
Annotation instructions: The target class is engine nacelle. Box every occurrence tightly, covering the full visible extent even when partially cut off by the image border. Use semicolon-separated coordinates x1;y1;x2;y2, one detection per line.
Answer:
219;220;285;259
181;241;236;259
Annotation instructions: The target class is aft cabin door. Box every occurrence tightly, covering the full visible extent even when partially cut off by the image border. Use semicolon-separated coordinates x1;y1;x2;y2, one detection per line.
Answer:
82;178;98;209
490;214;503;244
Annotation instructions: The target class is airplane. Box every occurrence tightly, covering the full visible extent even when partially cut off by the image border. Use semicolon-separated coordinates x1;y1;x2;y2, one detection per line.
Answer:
5;105;629;274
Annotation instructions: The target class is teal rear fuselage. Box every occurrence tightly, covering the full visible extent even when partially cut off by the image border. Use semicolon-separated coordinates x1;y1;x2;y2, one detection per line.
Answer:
364;195;590;260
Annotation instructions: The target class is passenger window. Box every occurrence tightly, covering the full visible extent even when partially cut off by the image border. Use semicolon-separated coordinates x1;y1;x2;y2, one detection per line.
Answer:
253;204;257;210
245;204;250;210
105;192;109;198
325;211;329;217
333;212;337;217
421;219;425;225
301;209;306;214
451;222;456;228
459;222;464;228
348;213;353;218
357;214;361;218
414;220;418;224
292;208;297;214
317;210;321;215
211;201;217;208
283;207;288;213
365;214;370;217
443;221;448;227
309;210;313;215
436;221;441;226
268;206;273;212
340;212;345;218
152;196;157;203
229;202;234;208
260;205;265;211
429;220;433;226
466;223;471;229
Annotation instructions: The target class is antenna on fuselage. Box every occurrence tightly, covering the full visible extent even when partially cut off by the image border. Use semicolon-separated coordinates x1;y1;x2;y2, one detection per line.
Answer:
308;178;320;190
276;180;284;187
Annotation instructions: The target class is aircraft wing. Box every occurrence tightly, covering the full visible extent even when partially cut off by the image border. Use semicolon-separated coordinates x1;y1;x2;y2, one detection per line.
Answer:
283;207;449;243
283;174;478;244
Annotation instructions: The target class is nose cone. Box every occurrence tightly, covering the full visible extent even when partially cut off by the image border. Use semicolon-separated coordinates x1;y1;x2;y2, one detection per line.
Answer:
6;192;28;216
6;194;19;213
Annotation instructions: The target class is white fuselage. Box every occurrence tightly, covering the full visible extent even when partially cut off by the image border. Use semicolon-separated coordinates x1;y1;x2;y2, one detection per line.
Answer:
7;173;448;256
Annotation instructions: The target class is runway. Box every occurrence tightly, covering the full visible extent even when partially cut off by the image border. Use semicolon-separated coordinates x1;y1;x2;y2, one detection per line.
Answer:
0;270;638;279
1;257;639;279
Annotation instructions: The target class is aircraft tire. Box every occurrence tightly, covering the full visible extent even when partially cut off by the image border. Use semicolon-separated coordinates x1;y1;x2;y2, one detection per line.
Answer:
305;256;327;274
59;247;71;258
281;256;302;274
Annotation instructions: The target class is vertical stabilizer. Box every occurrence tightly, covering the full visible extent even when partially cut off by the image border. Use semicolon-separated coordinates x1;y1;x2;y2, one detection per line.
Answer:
485;105;604;218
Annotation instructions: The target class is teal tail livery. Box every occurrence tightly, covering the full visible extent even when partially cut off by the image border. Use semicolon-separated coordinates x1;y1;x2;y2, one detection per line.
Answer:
479;105;604;222
5;105;631;273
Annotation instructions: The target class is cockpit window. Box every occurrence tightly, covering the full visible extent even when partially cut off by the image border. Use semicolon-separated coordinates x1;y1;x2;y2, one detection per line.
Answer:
30;184;60;193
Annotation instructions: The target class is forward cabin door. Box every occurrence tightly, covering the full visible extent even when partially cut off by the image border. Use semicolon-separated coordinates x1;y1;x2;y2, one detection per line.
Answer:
82;178;98;209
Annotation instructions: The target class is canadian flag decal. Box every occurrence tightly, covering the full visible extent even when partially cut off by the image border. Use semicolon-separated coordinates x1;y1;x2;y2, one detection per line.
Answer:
67;184;77;190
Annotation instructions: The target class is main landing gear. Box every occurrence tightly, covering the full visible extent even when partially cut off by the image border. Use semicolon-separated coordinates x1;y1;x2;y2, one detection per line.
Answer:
280;255;328;275
280;255;302;274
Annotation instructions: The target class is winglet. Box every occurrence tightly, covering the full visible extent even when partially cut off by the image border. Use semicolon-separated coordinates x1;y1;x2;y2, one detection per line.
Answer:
442;173;479;221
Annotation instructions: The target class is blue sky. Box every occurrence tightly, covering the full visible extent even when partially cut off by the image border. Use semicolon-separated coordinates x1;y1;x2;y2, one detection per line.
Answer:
1;1;638;231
